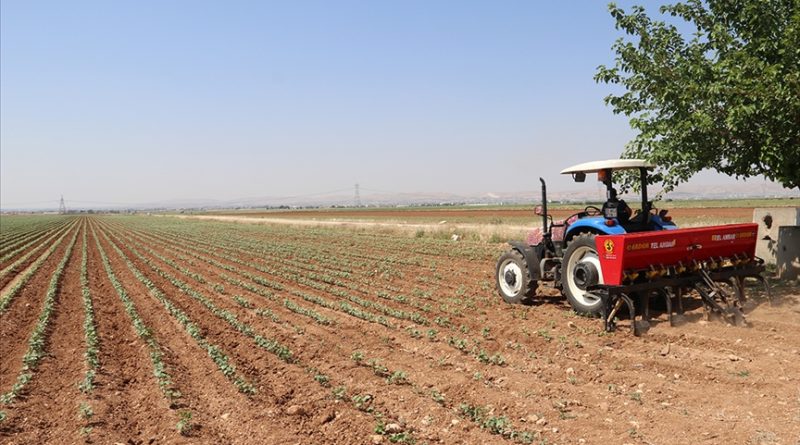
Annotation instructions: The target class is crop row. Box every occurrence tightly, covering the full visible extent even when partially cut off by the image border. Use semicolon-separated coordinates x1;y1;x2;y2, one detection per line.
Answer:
0;224;80;405
96;221;433;439
102;224;331;329
349;349;537;444
0;216;67;250
94;217;565;443
79;224;99;393
0;222;78;314
90;223;179;400
116;224;426;325
149;220;488;329
97;226;257;395
102;227;294;363
108;220;393;343
123;219;478;311
108;218;513;373
0;219;70;264
154;227;440;320
104;219;508;365
96;223;367;322
89;223;195;435
119;220;489;318
114;225;396;328
0;218;78;282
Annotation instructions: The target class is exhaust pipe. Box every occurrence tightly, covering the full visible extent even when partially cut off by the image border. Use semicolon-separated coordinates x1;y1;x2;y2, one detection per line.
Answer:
540;177;548;233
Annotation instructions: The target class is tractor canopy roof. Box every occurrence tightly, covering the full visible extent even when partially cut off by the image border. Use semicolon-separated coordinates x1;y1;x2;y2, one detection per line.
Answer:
560;159;654;175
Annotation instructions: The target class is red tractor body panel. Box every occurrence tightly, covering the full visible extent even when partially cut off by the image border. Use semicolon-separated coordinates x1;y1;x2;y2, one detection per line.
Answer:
595;223;758;285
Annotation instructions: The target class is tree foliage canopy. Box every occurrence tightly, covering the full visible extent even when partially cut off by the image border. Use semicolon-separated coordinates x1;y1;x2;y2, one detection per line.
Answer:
596;0;800;193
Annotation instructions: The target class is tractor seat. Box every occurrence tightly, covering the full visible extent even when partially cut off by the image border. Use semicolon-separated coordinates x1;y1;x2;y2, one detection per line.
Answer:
550;214;580;243
525;214;580;246
602;199;631;224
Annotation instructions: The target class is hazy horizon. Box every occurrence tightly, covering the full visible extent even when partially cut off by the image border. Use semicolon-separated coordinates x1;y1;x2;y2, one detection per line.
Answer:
2;1;795;211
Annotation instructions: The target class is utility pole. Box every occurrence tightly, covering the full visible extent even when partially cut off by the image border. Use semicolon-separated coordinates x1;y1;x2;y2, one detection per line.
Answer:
354;183;362;208
58;195;67;214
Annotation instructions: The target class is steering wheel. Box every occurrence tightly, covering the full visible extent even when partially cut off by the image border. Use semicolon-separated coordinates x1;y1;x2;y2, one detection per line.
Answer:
584;205;602;216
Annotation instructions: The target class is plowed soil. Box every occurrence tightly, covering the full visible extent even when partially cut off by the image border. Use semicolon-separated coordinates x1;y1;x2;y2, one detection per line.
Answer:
1;215;798;445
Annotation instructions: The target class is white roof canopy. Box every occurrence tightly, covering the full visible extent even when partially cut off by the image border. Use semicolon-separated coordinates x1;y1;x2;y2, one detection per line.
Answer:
560;159;654;174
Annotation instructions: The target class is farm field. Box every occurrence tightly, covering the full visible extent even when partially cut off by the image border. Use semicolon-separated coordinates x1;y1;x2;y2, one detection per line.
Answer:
201;197;799;227
0;214;799;444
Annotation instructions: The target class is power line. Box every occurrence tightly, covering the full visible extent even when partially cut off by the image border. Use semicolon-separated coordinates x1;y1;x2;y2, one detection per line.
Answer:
2;185;381;209
0;200;59;206
360;186;409;195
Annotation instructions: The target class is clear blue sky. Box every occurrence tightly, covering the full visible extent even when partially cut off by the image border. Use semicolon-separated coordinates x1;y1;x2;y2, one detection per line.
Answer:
0;1;779;209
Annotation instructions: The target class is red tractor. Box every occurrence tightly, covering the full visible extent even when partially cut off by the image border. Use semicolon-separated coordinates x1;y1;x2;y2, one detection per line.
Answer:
495;160;768;335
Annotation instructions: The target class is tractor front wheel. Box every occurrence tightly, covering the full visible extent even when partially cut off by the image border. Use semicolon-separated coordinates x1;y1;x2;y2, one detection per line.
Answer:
496;250;536;304
562;233;604;315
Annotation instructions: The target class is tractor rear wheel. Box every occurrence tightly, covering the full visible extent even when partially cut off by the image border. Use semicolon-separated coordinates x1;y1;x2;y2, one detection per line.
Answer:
562;233;604;315
496;250;536;304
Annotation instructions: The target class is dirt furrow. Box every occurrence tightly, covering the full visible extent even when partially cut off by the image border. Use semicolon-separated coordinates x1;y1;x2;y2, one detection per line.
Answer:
117;217;800;444
0;223;79;388
64;224;182;444
101;221;568;443
4;223;88;442
96;220;522;443
0;224;63;269
97;220;392;444
0;218;65;253
95;222;363;444
0;220;77;291
6;215;796;444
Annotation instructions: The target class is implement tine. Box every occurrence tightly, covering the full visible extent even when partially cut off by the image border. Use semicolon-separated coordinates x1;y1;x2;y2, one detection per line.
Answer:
693;282;717;319
659;288;674;327
607;298;624;327
619;293;639;337
729;276;746;305
675;286;684;315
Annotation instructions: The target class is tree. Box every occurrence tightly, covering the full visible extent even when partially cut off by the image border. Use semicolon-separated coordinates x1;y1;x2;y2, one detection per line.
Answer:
595;0;800;193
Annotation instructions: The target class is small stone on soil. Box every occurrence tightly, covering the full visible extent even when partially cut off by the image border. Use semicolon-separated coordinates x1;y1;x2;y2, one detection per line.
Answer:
385;423;404;434
286;405;305;416
320;410;336;424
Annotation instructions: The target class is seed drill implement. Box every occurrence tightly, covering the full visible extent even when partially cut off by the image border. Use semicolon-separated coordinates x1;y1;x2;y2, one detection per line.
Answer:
495;160;769;335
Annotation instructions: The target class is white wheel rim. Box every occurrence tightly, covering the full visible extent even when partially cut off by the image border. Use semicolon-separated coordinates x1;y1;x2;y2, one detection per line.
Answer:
499;260;523;296
565;245;604;307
